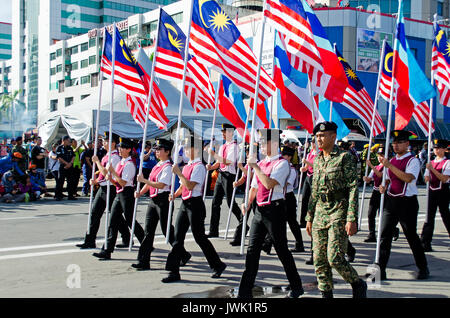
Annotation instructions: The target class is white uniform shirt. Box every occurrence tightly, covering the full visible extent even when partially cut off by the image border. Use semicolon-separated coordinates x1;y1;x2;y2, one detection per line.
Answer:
386;152;420;196
251;154;289;201
186;158;206;198
155;160;172;193
424;158;450;181
286;164;297;193
115;156;135;188
100;150;120;187
218;141;238;174
48;151;60;172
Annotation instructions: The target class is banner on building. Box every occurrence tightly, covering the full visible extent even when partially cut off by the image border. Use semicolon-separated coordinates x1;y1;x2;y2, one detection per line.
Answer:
356;28;393;73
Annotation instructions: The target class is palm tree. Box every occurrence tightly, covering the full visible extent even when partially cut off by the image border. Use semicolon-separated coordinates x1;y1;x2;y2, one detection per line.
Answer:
0;89;23;137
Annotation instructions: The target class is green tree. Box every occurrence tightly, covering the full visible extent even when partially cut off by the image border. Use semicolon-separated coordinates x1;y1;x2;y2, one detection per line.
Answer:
0;89;22;121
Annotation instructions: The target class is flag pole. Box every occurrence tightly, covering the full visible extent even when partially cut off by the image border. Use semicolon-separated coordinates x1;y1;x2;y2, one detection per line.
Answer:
329;43;338;121
104;23;117;251
128;7;162;252
202;76;221;201
425;14;437;226
358;39;387;231
240;2;268;255
165;0;195;245
269;31;277;128
296;132;310;223
224;105;252;240
374;4;401;266
87;30;106;236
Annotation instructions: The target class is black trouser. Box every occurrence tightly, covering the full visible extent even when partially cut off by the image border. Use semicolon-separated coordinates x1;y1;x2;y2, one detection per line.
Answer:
55;167;75;198
84;185;129;244
210;171;244;242
69;167;81;195
166;197;224;274
238;200;303;297
300;175;313;225
421;186;450;246
137;192;189;264
142;168;152;180
378;195;427;272
367;189;381;237
263;192;304;249
104;187;145;253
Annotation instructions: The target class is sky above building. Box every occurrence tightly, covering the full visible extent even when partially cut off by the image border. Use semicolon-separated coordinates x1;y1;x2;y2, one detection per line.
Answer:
0;0;12;23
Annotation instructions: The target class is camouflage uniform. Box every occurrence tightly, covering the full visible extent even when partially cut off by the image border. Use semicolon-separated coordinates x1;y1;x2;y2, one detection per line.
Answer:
306;145;360;292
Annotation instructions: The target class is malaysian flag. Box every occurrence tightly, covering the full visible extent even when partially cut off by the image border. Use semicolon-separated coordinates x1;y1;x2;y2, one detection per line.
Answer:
432;23;450;107
130;47;169;130
101;26;147;99
190;0;276;104
265;0;348;103
154;8;215;112
335;48;385;137
380;42;434;135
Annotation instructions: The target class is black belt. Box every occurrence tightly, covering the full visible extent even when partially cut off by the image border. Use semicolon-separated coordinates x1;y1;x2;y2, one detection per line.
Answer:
219;171;236;177
319;191;348;203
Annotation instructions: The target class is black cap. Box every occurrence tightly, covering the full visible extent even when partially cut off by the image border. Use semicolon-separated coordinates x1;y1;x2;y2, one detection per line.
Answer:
391;130;411;143
258;129;282;142
281;146;295;157
153;138;174;151
62;135;70;141
221;123;236;131
118;137;133;149
104;131;120;144
313;121;338;135
433;139;448;149
377;146;385;155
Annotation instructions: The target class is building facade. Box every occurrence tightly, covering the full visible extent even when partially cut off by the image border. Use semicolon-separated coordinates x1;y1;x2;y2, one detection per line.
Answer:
9;0;178;129
0;22;12;62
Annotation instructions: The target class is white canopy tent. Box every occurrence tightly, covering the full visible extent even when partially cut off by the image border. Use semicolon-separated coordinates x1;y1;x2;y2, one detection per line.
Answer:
38;77;229;148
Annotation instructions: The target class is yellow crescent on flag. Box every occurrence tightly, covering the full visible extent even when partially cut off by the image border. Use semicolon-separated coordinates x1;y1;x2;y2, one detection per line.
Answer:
199;0;212;28
120;39;133;63
384;52;393;73
165;23;183;52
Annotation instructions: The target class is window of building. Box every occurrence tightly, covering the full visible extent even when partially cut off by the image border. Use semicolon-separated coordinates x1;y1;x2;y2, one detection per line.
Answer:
72;45;79;54
130;24;139;36
89;55;96;65
81;94;90;100
81;59;89;68
81;75;91;85
23;63;26;70
65;97;74;107
437;1;444;16
81;42;89;52
50;67;56;76
171;13;183;24
89;37;96;48
59;80;65;93
71;61;78;71
56;64;62;73
50;99;58;112
50;52;56;61
91;73;99;87
56;48;62;57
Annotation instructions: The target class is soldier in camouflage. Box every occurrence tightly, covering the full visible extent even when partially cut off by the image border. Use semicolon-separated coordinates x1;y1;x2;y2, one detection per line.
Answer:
305;121;367;298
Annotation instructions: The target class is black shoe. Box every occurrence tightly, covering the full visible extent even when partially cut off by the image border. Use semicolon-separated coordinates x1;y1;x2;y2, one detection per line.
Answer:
346;246;356;262
290;244;305;253
364;235;377;243
55;197;63;201
211;263;227;278
229;240;241;246
116;241;134;248
351;279;367;298
415;267;430;280
180;252;192;267
131;262;150;271
207;233;219;238
321;290;333;298
305;256;313;265
286;288;304;298
93;250;111;260
162;272;181;283
76;242;96;249
393;227;400;241
67;196;78;201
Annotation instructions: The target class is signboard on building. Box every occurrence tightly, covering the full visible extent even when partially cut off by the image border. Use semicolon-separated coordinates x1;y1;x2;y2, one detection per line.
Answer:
356;29;393;73
88;20;129;38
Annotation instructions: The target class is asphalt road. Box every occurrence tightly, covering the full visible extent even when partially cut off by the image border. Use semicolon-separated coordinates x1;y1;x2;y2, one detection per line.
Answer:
0;187;449;298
